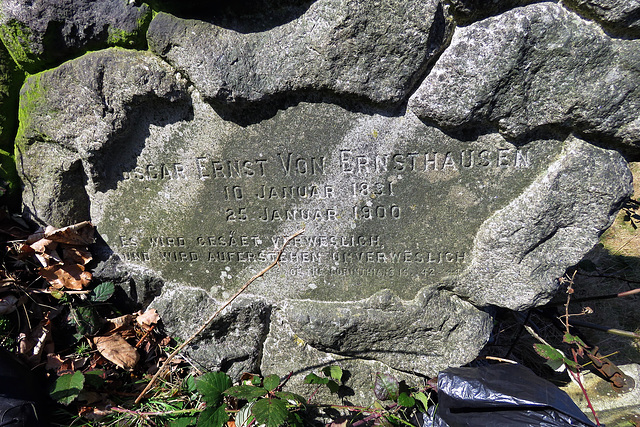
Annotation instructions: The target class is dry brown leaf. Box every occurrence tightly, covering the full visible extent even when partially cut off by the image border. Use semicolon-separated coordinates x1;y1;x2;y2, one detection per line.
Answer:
63;246;92;265
39;264;92;290
45;221;95;245
93;334;140;370
105;314;134;335
25;228;45;245
327;420;348;427
18;315;53;365
136;308;160;329
30;238;55;254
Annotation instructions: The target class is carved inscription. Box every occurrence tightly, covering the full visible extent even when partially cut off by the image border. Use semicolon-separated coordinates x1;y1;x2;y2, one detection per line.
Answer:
100;103;561;301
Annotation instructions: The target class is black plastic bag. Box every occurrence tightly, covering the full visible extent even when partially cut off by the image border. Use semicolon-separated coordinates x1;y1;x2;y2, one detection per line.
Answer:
423;363;596;427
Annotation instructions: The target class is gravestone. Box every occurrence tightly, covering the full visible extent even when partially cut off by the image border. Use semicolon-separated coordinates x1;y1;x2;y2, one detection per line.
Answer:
8;0;638;403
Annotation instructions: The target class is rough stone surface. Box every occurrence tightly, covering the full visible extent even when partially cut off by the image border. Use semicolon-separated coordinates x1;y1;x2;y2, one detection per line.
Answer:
8;0;640;403
16;47;190;227
0;0;151;73
455;136;632;310
565;0;640;37
147;0;453;110
151;288;270;379
261;308;433;405
281;288;491;375
448;0;536;24
409;3;640;148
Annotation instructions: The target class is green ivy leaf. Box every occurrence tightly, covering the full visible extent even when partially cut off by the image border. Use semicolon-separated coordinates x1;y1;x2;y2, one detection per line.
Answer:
197;404;228;427
196;372;232;406
397;392;415;407
263;374;281;392
50;371;85;405
321;365;343;382
90;281;115;302
224;385;268;400
252;398;288;427
374;373;399;401
303;373;329;385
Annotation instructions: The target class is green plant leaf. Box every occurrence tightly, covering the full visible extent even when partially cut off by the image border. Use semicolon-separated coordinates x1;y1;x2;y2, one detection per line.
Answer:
303;373;329;385
71;305;101;335
326;380;339;394
321;365;343;382
235;402;255;427
274;391;306;405
413;391;430;412
397;392;415;407
50;371;85;405
533;344;577;369
83;369;105;388
90;281;115;302
263;374;281;391
224;385;268;400
374;372;399;401
563;332;587;348
252;398;288;427
197;404;228;427
196;372;232;406
184;375;197;393
169;416;197;427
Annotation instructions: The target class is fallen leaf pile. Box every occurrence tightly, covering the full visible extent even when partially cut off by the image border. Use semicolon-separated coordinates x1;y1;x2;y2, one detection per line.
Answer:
23;221;95;291
0;213;185;423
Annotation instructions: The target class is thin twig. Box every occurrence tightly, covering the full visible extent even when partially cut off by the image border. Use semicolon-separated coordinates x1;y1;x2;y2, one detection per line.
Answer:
134;229;305;404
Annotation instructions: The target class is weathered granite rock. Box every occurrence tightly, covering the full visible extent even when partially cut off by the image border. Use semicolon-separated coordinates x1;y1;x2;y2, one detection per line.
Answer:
16;47;190;226
455;136;632;310
0;0;151;73
281;288;491;375
0;42;21;151
409;3;640;149
261;307;437;405
151;288;270;379
10;0;639;403
147;0;453;111
448;0;536;24
565;0;640;37
0;42;22;203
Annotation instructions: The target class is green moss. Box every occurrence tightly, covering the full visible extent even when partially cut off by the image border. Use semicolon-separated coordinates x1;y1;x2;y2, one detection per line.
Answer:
107;3;152;48
0;20;41;73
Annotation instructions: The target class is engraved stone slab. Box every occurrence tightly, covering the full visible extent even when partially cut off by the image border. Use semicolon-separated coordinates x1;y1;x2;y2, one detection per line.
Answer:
93;98;563;302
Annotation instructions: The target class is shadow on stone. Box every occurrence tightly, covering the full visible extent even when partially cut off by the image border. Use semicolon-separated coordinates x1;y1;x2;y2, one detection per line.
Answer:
148;0;316;33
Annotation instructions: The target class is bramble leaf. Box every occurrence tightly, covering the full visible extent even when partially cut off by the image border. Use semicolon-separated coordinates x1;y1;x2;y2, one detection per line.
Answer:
263;374;281;391
196;372;232;406
563;332;587;348
90;281;115;302
252;398;288;427
274;391;306;405
321;365;343;382
397;392;415;407
197;404;228;427
50;371;85;405
224;385;268;400
304;373;329;385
